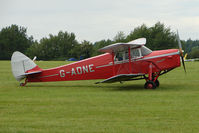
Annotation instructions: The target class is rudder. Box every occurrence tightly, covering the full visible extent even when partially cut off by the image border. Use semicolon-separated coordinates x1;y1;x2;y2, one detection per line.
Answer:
11;51;41;81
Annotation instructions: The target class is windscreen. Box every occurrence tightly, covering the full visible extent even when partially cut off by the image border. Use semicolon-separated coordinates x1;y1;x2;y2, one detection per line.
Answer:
141;46;152;56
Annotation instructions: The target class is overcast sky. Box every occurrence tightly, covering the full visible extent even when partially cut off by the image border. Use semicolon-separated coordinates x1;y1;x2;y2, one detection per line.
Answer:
0;0;199;42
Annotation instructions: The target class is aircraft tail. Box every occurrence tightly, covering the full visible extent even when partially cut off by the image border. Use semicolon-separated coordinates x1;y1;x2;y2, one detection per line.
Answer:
11;51;42;81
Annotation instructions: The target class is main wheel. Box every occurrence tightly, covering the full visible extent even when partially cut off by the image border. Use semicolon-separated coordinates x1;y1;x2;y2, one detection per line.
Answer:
20;83;25;86
144;81;156;89
155;79;160;87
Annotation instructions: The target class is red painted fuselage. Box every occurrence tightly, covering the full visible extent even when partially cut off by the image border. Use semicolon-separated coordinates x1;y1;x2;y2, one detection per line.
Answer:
27;49;180;83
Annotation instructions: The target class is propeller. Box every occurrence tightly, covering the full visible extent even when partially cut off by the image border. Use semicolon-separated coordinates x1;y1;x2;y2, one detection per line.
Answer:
177;30;186;73
33;56;37;62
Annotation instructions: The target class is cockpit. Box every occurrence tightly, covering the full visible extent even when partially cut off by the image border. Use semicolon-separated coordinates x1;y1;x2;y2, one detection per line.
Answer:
114;46;152;61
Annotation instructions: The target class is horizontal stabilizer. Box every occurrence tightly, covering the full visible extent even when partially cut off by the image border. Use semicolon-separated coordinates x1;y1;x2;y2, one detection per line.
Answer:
24;70;42;76
95;73;144;84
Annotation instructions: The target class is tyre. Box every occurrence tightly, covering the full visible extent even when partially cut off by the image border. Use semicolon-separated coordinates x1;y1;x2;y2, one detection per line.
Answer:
144;81;156;89
20;83;25;86
155;79;160;87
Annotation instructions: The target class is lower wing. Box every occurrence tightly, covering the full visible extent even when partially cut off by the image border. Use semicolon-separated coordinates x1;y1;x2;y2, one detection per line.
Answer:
95;73;145;84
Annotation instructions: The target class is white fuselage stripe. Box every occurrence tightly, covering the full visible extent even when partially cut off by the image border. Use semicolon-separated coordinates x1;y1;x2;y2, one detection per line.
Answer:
137;51;179;61
39;74;59;78
95;51;180;69
96;63;113;68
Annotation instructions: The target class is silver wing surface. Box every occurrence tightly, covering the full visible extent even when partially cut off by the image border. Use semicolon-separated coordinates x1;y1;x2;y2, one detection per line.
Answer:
95;73;145;84
99;38;146;53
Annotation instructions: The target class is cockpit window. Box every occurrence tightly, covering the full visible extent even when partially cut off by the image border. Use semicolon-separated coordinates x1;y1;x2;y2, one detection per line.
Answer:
114;46;152;62
131;48;141;58
115;51;124;61
140;46;152;56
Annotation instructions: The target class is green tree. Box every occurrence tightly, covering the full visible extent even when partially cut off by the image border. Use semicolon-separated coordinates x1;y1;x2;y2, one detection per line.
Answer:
184;39;199;58
0;25;33;59
149;22;176;50
113;31;126;42
79;40;93;59
126;22;177;50
190;46;199;58
126;24;149;41
27;31;79;60
26;41;43;59
93;39;113;56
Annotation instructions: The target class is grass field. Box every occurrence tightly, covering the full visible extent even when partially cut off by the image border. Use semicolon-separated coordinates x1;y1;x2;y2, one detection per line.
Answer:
0;61;199;133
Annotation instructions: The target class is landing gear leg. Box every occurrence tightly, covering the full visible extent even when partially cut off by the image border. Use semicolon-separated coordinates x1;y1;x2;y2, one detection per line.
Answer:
155;79;160;87
152;72;160;87
20;78;28;86
144;63;161;89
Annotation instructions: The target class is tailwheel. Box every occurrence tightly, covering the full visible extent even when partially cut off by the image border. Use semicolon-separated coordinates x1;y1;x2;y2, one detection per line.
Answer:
20;83;26;86
20;78;28;86
144;81;156;89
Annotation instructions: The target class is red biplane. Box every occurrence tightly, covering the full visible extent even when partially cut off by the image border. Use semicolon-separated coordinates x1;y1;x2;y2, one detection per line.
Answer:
11;33;185;89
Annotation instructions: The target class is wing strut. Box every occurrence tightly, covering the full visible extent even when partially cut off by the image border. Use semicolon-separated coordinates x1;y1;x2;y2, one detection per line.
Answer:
128;46;132;73
112;52;115;76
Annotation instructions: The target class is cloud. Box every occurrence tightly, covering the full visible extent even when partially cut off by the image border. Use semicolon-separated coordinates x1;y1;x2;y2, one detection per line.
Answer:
0;0;199;42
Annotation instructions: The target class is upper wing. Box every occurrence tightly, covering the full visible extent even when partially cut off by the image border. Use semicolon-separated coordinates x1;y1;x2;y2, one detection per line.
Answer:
95;73;145;84
99;38;146;53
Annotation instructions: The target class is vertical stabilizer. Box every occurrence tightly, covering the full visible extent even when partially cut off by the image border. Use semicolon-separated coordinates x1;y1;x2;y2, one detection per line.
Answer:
11;51;39;81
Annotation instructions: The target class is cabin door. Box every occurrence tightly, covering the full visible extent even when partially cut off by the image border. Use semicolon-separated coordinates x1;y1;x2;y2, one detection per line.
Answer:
114;49;132;75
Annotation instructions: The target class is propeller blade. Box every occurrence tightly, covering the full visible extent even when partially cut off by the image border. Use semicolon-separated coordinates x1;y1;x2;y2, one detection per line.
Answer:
177;31;182;49
177;30;186;73
33;56;37;62
181;55;186;73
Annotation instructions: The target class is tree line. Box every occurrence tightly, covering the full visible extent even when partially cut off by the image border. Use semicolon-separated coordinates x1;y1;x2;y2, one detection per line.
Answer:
0;22;199;60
